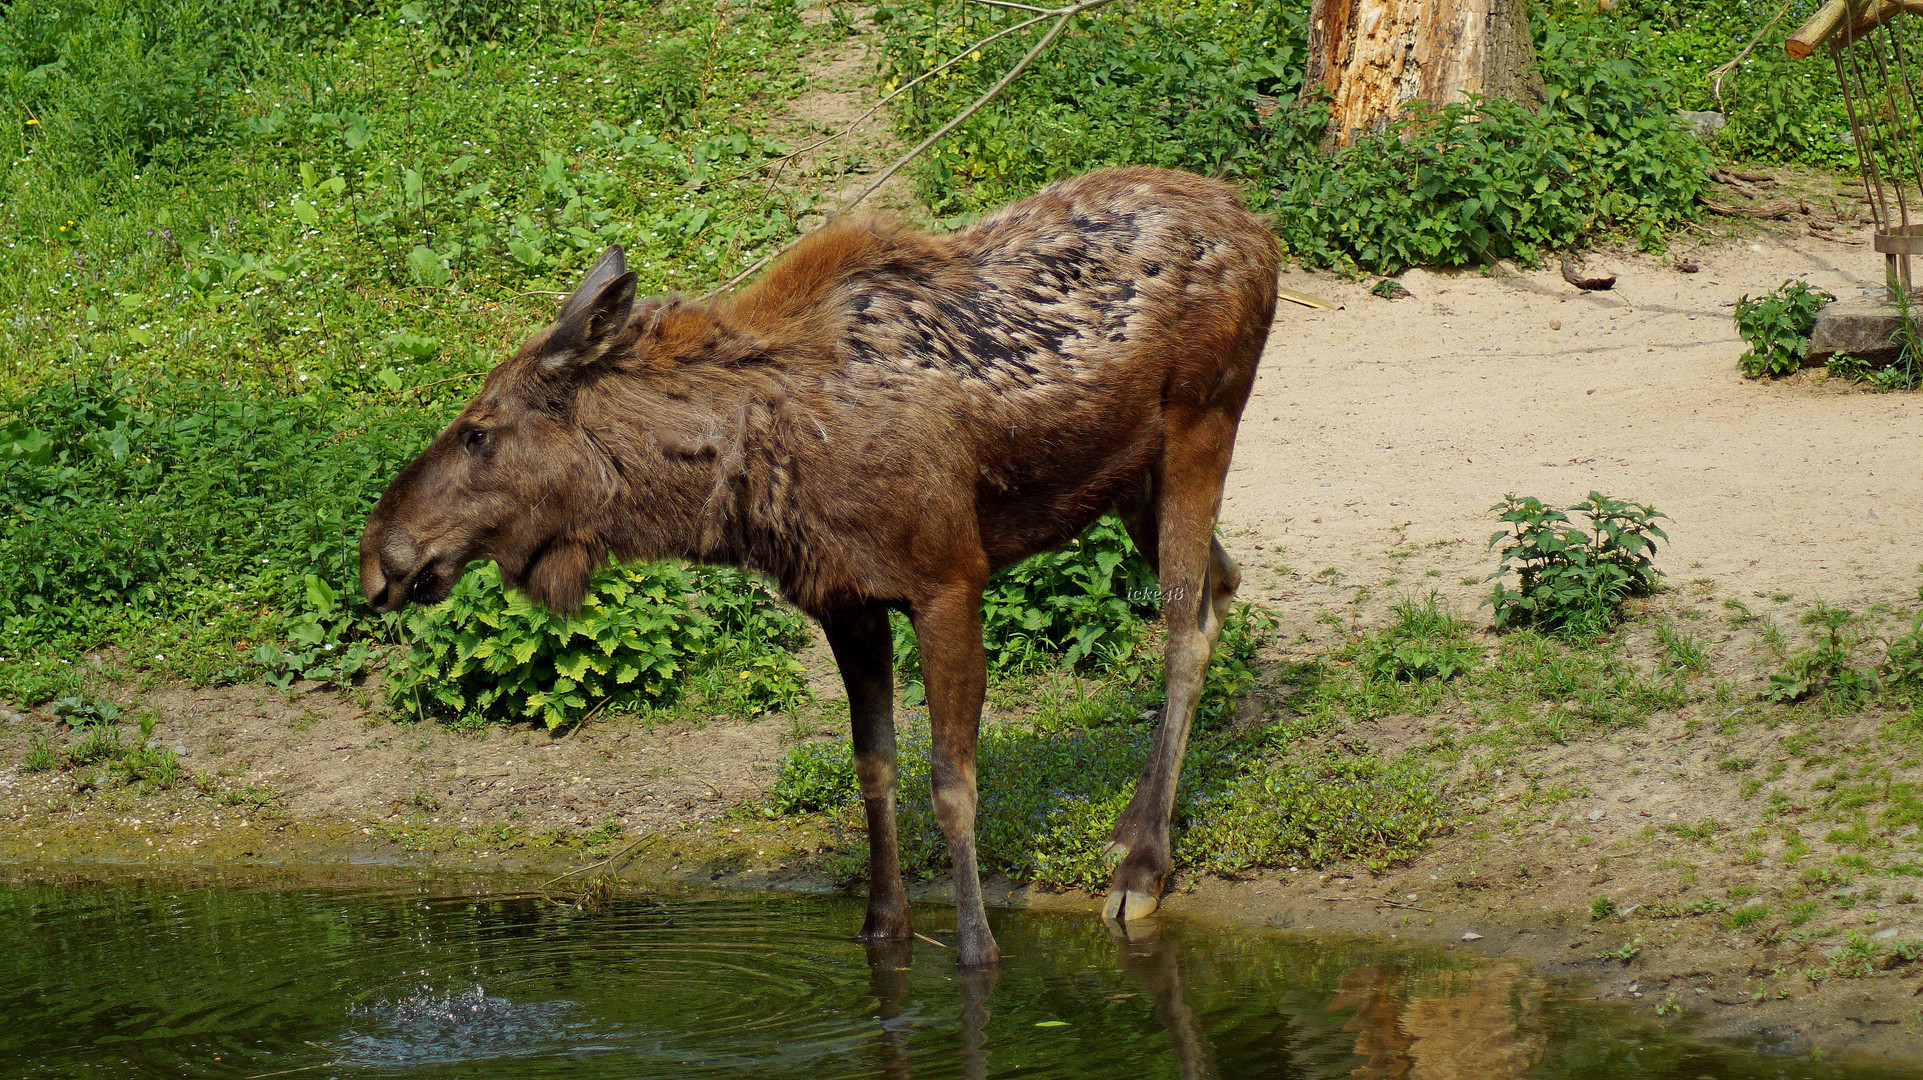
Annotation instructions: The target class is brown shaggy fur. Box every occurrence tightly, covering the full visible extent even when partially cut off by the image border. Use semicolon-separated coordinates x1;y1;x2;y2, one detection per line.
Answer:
362;167;1280;965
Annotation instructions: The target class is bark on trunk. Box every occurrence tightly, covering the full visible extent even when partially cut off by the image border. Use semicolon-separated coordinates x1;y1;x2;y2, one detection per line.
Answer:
1305;0;1547;151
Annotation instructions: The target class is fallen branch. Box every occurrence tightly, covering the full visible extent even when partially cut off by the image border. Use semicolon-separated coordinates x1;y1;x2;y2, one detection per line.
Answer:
1316;894;1431;912
1277;287;1336;311
1559;252;1616;291
1807;225;1868;244
540;831;657;888
1700;197;1802;219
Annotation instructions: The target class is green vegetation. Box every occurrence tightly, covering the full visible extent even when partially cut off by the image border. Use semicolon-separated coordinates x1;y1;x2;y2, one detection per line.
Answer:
1484;492;1668;638
391;562;810;728
770;715;1449;887
0;0;834;716
1354;592;1480;684
1734;279;1834;378
875;0;1710;271
1541;1;1851;172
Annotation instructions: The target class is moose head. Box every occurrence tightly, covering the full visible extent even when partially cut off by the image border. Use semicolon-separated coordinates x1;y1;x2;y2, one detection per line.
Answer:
359;246;652;615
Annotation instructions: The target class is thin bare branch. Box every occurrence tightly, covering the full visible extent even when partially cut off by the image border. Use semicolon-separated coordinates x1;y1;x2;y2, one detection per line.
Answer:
704;8;1056;190
703;0;1122;300
843;0;1123;210
1710;0;1795;101
968;0;1057;12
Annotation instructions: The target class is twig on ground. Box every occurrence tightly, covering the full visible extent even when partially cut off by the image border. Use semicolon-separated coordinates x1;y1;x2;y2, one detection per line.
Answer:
1316;894;1431;912
541;832;657;888
569;696;615;739
915;931;952;948
1700;197;1802;219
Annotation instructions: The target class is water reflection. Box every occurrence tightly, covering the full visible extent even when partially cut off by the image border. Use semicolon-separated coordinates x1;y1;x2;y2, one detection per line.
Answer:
0;877;1905;1079
1330;959;1546;1080
1110;920;1218;1080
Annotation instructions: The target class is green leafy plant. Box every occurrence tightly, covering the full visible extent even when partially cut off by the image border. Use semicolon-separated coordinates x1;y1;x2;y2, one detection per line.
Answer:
1734;279;1834;378
892;515;1156;702
391;561;811;728
1767;601;1878;707
1484;492;1668;637
1355;591;1481;682
391;562;701;728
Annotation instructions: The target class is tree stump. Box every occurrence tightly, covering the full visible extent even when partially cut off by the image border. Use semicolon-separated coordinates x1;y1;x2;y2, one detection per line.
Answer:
1305;0;1546;151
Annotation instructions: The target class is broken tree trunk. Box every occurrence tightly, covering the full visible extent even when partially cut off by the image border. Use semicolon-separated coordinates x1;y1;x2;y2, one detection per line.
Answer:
1305;0;1546;151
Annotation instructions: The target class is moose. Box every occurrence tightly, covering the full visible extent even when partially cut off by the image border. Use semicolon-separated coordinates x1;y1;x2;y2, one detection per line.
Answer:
361;166;1280;966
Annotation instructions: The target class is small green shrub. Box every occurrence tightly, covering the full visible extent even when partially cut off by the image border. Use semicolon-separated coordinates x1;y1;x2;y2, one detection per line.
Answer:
892;515;1156;702
20;733;61;772
1654;619;1705;675
1734;280;1834;378
1768;601;1877;707
1591;895;1616;921
1355;591;1480;683
1484;492;1668;637
390;562;809;728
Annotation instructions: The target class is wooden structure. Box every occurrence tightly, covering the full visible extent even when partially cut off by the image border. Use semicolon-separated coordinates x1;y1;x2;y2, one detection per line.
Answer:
1305;0;1543;151
1790;0;1923;295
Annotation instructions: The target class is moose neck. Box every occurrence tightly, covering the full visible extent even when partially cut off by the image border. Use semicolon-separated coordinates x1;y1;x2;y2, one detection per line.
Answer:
581;359;810;588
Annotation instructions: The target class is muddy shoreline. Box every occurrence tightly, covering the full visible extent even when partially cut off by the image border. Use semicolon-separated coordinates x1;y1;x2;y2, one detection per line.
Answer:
3;777;1920;1071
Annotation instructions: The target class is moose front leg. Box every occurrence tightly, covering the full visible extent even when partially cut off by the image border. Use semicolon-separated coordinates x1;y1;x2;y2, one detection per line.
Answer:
1105;411;1241;922
823;604;911;941
911;580;1001;967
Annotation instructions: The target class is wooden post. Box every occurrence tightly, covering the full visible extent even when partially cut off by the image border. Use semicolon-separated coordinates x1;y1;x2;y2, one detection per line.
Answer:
1305;0;1545;151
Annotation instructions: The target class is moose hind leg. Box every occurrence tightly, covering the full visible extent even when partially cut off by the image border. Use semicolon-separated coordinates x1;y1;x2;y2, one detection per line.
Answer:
823;605;911;941
1104;410;1240;922
912;578;1001;966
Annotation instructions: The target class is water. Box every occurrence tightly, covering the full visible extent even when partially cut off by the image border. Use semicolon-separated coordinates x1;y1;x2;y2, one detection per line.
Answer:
0;874;1901;1079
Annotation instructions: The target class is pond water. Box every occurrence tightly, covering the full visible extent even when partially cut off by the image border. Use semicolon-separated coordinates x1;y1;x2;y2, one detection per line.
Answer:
0;875;1901;1079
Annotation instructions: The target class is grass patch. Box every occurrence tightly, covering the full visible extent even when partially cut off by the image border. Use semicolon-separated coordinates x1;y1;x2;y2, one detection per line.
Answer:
769;718;1450;887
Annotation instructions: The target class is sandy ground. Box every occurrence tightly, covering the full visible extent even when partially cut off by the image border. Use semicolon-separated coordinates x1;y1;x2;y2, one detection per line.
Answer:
1220;220;1922;626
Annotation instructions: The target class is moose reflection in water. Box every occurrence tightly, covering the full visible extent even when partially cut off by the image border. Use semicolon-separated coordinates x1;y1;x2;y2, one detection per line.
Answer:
1331;959;1548;1080
359;167;1281;964
851;923;1550;1080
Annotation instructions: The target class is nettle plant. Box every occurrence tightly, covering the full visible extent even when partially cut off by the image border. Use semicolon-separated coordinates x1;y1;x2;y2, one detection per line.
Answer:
1485;492;1668;638
1734;279;1835;378
891;515;1157;702
389;562;808;728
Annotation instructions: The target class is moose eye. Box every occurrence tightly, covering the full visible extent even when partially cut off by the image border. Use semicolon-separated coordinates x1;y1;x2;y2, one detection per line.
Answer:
462;427;488;452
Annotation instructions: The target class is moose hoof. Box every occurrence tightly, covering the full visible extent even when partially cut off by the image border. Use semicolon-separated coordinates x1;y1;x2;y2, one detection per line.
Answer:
1102;886;1161;923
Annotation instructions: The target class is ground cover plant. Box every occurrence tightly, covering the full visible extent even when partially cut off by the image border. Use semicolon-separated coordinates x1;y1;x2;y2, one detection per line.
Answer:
0;0;832;713
1536;0;1854;173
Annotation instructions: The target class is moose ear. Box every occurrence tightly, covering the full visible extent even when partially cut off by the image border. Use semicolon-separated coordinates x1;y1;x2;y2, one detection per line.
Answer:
541;246;637;370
